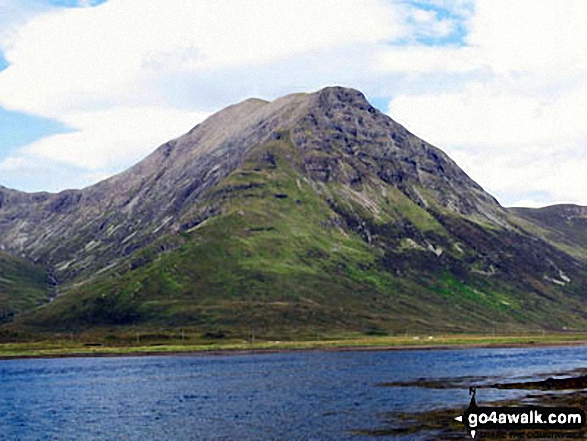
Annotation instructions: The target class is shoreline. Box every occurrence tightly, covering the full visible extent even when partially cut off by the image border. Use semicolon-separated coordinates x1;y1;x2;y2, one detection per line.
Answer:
1;338;586;361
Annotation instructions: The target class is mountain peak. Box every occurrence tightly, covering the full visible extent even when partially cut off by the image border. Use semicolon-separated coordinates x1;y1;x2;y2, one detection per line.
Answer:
0;85;505;281
312;86;373;110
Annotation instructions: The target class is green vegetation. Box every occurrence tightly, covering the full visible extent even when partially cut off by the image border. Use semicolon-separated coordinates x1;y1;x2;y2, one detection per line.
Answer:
384;185;445;233
0;252;50;323
0;331;585;360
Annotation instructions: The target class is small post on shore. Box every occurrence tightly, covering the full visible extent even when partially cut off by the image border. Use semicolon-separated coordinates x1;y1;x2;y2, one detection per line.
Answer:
136;331;140;344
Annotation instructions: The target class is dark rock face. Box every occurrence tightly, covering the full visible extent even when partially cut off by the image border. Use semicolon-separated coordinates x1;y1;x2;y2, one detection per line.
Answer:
292;88;502;220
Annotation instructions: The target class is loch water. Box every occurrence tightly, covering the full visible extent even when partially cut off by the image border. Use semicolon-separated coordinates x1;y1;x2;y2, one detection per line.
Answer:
1;345;586;440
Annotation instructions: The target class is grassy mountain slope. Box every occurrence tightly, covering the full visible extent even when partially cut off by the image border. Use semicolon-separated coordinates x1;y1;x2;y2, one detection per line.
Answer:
0;252;49;323
19;136;587;336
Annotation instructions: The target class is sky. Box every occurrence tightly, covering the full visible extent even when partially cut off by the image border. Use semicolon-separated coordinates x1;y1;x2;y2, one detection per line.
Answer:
0;0;585;207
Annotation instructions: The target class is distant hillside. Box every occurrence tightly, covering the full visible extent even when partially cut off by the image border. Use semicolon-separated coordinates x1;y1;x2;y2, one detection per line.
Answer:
1;87;586;336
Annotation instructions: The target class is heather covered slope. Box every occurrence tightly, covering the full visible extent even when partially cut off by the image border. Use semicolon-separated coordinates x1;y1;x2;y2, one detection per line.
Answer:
2;87;587;335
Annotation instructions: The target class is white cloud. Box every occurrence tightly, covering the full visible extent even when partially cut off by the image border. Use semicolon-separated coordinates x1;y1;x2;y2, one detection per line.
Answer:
384;0;587;206
408;9;455;39
0;0;47;42
390;80;587;150
0;0;402;118
22;106;209;169
0;0;406;191
0;106;208;191
0;155;29;171
377;46;482;73
467;0;587;75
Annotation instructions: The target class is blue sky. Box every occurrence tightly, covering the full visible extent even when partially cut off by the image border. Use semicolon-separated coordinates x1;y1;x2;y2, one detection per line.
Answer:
0;52;7;70
0;108;71;153
46;0;108;6
395;0;471;47
1;0;586;207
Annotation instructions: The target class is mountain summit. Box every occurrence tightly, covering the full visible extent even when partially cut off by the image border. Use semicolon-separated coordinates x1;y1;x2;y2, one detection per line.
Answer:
1;87;586;334
0;87;501;280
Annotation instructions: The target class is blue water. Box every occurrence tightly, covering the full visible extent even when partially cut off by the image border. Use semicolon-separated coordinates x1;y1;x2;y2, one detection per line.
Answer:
1;345;586;440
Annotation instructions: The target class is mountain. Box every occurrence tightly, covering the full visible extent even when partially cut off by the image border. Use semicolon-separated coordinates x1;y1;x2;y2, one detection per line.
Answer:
0;88;504;284
1;87;586;336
